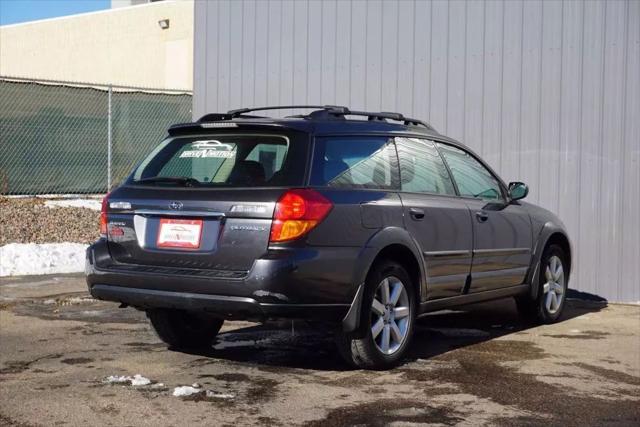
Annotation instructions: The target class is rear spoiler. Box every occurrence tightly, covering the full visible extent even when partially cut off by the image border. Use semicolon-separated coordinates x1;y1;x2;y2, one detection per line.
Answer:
167;121;287;136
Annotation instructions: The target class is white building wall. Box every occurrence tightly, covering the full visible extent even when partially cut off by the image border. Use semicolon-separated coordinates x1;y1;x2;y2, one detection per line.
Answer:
0;0;193;89
194;0;640;303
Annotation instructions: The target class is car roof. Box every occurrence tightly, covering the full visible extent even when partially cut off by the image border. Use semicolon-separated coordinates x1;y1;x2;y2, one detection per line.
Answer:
167;105;465;148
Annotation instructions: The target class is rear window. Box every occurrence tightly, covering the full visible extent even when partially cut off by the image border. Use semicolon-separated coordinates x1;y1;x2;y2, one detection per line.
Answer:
310;136;398;189
130;134;305;187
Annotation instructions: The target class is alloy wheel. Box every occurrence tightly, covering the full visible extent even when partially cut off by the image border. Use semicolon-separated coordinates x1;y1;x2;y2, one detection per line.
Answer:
370;276;410;355
543;255;565;314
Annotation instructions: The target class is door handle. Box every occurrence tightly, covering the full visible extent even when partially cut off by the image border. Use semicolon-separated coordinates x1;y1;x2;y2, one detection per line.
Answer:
409;208;425;220
475;211;489;222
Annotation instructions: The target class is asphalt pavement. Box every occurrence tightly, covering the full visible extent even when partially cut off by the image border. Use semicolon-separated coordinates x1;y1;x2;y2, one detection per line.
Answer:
0;274;638;426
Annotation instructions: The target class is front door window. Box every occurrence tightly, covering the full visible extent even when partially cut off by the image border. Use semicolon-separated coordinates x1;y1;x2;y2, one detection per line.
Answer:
436;144;503;201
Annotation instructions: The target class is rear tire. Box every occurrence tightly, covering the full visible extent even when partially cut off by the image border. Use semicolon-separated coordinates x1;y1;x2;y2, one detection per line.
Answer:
146;309;224;349
516;244;568;324
336;260;416;370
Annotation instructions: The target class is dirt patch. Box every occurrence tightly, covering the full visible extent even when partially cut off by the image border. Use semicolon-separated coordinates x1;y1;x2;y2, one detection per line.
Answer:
0;301;17;311
542;330;609;340
212;373;252;382
428;340;639;425
90;403;120;415
136;386;171;400
304;399;463;426
0;413;36;427
122;342;166;352
0;197;99;245
31;369;55;374
60;357;94;365
0;353;62;375
467;339;549;362
572;363;640;387
48;384;70;390
309;371;376;389
10;298;144;324
179;390;237;405
189;358;219;368
256;416;278;426
246;377;279;403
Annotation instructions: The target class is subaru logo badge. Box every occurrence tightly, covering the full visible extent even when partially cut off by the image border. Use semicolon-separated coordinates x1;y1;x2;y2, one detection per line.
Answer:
169;201;183;210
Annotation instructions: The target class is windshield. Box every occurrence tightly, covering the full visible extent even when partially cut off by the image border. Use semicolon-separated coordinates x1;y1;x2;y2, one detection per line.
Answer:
130;134;303;187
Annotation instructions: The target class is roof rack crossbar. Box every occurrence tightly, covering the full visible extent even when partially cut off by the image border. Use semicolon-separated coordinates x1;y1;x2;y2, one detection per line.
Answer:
226;105;348;117
333;109;435;130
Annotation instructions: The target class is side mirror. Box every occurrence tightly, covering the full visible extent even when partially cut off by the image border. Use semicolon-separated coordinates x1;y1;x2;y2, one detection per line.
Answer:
508;182;528;201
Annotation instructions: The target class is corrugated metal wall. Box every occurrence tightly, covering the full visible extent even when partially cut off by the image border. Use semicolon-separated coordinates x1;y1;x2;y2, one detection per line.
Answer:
193;0;640;303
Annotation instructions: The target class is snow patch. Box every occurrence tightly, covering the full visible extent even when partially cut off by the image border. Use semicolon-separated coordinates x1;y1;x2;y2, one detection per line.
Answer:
130;374;152;386
172;384;235;400
44;199;102;211
172;385;202;397
104;374;151;386
104;375;132;385
0;243;88;276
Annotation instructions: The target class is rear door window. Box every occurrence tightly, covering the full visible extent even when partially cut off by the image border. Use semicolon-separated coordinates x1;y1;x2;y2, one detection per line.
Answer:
130;133;304;187
395;137;456;195
310;136;399;190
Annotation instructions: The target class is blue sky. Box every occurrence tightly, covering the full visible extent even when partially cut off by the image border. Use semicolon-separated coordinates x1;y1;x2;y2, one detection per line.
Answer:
0;0;110;26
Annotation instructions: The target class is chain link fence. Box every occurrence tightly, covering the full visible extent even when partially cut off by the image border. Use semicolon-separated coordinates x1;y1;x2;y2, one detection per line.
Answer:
0;77;192;195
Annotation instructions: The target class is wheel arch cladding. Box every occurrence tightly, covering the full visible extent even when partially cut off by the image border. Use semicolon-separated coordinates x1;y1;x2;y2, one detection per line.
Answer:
546;232;572;274
369;244;422;303
351;227;426;298
343;227;426;334
343;243;421;336
528;226;572;299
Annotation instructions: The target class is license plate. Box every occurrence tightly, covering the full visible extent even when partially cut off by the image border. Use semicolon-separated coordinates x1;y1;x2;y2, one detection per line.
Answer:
157;218;203;249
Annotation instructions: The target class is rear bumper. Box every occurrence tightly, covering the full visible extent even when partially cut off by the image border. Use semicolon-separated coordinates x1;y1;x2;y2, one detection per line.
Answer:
90;284;349;322
86;239;357;322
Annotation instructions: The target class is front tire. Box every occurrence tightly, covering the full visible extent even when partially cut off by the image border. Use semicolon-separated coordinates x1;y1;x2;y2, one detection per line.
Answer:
336;260;416;370
516;244;568;324
146;309;224;350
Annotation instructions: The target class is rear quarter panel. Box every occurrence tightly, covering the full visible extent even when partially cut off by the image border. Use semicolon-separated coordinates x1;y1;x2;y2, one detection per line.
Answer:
306;189;404;248
300;189;407;301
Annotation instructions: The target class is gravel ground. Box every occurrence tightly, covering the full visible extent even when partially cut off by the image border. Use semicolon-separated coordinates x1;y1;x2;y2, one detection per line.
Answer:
0;197;100;245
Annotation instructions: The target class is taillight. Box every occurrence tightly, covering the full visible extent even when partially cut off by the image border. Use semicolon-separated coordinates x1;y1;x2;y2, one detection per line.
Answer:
269;189;333;242
99;194;109;238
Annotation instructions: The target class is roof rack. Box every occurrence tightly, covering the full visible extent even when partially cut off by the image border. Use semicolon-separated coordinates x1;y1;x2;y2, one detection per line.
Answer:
197;105;435;131
198;105;343;122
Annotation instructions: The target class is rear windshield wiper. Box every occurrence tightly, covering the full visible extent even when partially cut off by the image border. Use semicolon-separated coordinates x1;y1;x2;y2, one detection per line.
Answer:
134;176;200;187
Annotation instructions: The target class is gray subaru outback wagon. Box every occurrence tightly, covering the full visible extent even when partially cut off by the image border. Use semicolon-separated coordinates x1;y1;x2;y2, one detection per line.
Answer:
86;105;571;369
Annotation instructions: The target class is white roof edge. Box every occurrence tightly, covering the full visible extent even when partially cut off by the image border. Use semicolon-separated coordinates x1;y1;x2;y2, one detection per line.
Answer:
0;0;181;29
